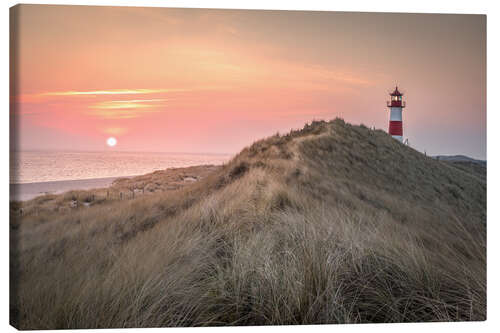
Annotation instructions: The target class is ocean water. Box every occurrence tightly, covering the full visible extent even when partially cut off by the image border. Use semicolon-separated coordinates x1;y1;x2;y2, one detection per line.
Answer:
10;151;232;184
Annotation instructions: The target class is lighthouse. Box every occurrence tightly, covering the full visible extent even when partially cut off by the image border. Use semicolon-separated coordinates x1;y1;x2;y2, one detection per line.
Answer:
387;86;406;142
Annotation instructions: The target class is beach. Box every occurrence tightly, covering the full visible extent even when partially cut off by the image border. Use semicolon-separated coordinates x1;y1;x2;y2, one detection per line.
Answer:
11;151;231;184
10;177;120;201
10;150;231;202
10;164;222;203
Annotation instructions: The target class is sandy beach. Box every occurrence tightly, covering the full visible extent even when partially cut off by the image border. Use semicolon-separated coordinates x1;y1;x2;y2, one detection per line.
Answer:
10;177;121;201
9;164;222;202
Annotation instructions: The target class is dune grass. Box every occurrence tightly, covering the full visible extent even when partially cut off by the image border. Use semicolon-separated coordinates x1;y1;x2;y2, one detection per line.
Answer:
10;119;486;329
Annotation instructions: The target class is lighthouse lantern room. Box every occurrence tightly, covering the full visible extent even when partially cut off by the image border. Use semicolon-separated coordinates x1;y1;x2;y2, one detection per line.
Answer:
387;86;406;142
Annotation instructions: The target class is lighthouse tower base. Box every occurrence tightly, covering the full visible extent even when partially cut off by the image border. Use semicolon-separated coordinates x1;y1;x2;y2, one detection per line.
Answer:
392;135;403;142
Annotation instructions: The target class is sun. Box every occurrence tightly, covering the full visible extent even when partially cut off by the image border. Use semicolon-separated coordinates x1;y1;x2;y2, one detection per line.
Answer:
106;137;117;147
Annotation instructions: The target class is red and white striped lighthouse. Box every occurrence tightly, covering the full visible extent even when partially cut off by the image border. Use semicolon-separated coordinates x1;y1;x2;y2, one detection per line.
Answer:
387;86;406;142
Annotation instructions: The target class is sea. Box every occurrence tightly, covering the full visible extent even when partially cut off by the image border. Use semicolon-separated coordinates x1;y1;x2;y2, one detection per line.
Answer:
10;151;233;184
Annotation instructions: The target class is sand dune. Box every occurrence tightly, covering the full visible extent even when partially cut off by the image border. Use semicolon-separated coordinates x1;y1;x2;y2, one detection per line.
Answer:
10;119;486;328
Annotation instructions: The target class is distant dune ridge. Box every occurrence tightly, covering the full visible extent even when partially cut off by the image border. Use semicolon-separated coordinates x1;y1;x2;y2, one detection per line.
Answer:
10;118;486;328
433;155;486;165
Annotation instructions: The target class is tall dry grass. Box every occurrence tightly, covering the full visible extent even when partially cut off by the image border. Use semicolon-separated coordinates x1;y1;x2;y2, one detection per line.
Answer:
10;119;486;328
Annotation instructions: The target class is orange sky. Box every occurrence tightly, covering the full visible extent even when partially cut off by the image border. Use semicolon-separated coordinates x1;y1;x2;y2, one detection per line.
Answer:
10;5;486;159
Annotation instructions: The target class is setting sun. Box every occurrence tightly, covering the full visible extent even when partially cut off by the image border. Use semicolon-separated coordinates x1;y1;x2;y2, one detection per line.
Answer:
106;137;117;147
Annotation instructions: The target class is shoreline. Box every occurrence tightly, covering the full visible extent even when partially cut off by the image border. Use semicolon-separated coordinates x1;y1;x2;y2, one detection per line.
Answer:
10;164;222;202
10;176;123;202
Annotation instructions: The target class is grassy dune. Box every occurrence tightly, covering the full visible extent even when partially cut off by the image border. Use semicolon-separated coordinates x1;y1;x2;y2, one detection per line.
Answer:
10;119;486;329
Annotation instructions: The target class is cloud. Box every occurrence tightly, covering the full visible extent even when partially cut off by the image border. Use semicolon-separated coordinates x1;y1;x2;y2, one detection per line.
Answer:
87;109;161;119
102;127;128;135
90;99;168;110
86;98;169;119
39;89;186;97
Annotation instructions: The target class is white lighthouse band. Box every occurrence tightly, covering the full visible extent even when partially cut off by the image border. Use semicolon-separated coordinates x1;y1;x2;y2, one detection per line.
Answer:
392;135;403;141
390;107;402;121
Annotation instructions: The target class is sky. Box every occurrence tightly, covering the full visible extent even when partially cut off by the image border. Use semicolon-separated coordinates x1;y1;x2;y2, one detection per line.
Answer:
10;5;486;159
